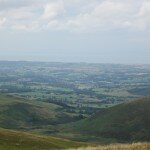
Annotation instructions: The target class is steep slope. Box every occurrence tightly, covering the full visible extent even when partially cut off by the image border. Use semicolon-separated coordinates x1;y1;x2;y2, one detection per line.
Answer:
0;94;80;130
67;97;150;143
0;128;86;150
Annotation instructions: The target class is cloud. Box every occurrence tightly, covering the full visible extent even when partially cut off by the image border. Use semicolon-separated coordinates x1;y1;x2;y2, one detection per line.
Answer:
0;17;6;27
134;1;150;30
0;0;37;10
66;1;131;31
38;0;65;30
42;1;65;20
65;0;150;32
0;0;149;32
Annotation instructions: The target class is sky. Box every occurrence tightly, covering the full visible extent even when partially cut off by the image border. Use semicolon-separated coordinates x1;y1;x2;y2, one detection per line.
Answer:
0;0;150;64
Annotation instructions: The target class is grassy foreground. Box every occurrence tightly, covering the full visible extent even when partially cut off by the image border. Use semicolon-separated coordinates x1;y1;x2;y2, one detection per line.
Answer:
69;143;150;150
0;128;87;150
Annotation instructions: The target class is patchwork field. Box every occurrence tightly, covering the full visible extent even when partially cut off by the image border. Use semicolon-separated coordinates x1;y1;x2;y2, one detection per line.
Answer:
0;62;150;116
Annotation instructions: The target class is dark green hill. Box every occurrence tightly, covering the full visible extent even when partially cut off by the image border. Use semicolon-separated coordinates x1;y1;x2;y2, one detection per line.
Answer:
0;94;80;131
128;87;150;96
0;128;86;150
66;97;150;143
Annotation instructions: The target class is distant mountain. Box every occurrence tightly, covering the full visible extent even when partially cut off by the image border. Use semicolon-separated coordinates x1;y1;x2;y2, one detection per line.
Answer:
0;128;86;150
68;97;150;143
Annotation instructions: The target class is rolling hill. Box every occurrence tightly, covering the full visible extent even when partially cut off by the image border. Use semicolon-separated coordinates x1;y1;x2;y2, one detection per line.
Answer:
0;94;150;145
0;94;81;131
0;128;86;150
63;97;150;143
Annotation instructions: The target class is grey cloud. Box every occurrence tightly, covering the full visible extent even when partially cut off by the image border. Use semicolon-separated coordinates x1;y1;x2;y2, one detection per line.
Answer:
0;0;150;32
0;0;47;10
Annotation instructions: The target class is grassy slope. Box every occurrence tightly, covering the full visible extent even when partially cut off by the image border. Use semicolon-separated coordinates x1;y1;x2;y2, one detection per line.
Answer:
0;94;79;131
1;128;149;150
0;94;149;144
64;97;150;143
0;128;87;150
69;143;150;150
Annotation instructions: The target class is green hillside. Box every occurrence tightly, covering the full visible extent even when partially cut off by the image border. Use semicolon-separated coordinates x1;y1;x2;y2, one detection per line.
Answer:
0;94;80;131
65;97;150;143
0;94;149;144
0;128;86;150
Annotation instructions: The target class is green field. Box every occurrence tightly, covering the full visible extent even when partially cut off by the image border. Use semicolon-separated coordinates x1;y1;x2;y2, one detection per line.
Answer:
0;62;150;116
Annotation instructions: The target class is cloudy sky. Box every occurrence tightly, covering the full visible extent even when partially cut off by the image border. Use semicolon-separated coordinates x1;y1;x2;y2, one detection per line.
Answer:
0;0;150;64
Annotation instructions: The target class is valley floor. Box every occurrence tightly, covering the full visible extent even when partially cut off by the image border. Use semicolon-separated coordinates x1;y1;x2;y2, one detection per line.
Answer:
69;142;150;150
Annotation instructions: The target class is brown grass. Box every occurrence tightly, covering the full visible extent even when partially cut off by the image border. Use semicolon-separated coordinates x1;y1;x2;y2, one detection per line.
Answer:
68;142;150;150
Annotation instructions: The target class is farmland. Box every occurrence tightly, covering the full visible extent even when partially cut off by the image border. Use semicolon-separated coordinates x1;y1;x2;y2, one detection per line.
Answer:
0;61;150;117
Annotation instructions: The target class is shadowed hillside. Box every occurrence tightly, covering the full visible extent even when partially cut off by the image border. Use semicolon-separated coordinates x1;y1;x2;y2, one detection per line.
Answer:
64;97;150;143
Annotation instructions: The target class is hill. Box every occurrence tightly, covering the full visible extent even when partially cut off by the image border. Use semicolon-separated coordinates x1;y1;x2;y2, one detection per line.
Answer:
0;94;81;132
63;97;150;143
0;94;150;144
1;128;149;150
0;128;86;150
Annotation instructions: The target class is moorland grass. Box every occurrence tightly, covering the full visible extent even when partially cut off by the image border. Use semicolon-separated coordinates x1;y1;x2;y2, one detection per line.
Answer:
0;128;87;150
68;142;150;150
